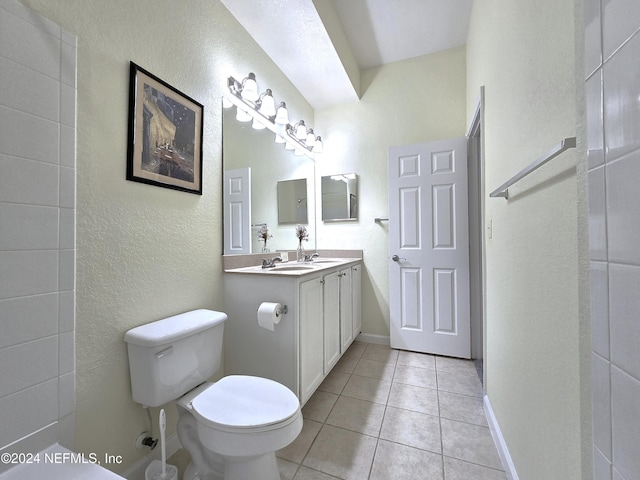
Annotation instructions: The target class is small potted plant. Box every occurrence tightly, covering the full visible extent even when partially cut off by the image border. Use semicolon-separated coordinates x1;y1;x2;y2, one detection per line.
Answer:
257;224;272;252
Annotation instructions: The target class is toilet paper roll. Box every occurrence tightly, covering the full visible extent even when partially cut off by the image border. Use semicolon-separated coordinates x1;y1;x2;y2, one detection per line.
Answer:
257;302;283;331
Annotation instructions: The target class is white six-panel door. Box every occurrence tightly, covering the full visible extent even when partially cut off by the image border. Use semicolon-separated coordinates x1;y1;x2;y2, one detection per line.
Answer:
223;167;251;255
388;138;471;358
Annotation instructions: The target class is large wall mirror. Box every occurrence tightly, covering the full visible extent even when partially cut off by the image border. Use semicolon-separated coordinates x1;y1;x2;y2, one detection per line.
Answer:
321;173;358;222
223;105;316;253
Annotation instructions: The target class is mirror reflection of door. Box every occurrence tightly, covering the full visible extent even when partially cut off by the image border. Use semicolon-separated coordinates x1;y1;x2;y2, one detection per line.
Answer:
321;173;358;222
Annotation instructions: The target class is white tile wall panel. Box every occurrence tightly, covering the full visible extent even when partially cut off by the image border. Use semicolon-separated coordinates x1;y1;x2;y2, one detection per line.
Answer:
603;0;640;60
59;166;75;208
611;366;640;480
58;249;75;291
59;83;76;129
608;264;640;380
0;106;59;164
59;208;75;250
0;204;58;251
587;166;607;261
606;152;640;265
0;378;58;448
58;330;74;375
0;154;59;206
592;353;612;458
0;293;58;349
0;6;60;78
0;57;60;122
0;251;58;300
586;72;604;170
58;290;74;333
590;261;609;359
60;125;76;168
594;445;612;480
60;41;76;88
58;371;75;418
603;32;640;162
0;336;58;398
584;0;602;78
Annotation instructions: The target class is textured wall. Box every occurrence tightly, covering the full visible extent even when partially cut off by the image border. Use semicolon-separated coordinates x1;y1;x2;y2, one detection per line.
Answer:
21;0;312;474
466;0;590;478
314;47;467;337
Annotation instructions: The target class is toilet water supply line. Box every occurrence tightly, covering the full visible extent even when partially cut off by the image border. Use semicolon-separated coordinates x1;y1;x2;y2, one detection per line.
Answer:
140;407;159;449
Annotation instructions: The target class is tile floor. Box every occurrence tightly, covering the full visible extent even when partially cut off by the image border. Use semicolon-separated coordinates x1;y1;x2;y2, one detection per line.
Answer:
276;341;506;480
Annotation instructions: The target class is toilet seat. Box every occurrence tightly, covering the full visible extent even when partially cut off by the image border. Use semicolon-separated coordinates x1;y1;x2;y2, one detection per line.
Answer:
191;375;300;434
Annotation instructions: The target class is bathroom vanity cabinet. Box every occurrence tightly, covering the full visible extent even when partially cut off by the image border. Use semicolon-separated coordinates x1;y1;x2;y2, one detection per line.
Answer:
223;259;361;405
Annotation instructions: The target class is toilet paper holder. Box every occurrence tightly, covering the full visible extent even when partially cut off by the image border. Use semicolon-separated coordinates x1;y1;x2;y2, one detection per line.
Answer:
277;305;288;316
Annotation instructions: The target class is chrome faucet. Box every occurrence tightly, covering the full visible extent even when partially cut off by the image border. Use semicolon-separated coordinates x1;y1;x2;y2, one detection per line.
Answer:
302;252;319;263
262;256;283;268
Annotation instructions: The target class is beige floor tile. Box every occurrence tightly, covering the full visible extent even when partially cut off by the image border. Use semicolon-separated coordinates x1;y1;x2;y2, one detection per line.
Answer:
440;418;503;470
361;344;399;364
326;395;386;437
303;425;377;480
438;390;488;426
353;358;396;381
387;382;439;416
293;466;342;479
278;457;300;479
379;406;442;454
278;419;322;464
333;354;359;374
370;439;444;480
396;350;436;370
443;456;507;480
318;370;350;395
342;374;392;405
303;390;339;422
393;364;437;389
436;370;483;397
345;341;367;358
435;356;479;376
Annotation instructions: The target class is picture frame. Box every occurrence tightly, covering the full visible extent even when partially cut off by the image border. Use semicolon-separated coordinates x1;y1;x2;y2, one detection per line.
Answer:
126;62;204;194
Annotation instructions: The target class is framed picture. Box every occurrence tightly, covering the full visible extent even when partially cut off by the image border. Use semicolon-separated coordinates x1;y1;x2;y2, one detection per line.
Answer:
126;62;204;194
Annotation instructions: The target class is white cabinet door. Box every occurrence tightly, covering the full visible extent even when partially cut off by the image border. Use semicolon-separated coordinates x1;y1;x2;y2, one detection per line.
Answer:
323;271;341;373
339;268;353;353
299;277;324;404
352;264;362;338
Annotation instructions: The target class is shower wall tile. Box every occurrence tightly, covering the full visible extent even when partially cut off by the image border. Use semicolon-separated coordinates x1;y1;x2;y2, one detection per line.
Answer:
0;106;60;164
0;0;76;453
587;7;640;480
602;0;640;61
584;0;601;78
590;261;609;359
0;336;58;398
611;366;640;480
0;204;59;251
0;293;58;349
608;264;640;380
0;155;59;206
603;32;640;162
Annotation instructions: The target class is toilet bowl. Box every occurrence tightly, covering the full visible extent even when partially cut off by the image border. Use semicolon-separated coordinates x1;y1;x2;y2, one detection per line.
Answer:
177;377;302;480
124;310;302;480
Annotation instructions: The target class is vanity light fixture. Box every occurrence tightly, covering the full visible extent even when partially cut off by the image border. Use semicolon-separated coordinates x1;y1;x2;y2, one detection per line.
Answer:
224;73;321;159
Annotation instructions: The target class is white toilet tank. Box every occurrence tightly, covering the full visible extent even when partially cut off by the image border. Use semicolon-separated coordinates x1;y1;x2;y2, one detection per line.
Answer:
124;309;227;407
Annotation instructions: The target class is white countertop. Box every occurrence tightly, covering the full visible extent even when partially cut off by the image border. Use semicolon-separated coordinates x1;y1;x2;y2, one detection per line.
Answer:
224;257;361;276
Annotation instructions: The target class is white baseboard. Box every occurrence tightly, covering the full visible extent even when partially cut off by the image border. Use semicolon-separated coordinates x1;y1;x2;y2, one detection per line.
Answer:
121;432;181;480
484;395;519;480
355;333;390;346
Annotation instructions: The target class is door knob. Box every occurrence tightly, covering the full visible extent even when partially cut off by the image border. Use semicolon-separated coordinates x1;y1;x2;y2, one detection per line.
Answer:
392;255;406;262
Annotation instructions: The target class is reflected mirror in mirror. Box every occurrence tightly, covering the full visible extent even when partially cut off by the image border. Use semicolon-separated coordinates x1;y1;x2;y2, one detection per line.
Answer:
321;173;358;222
278;178;308;224
223;104;316;254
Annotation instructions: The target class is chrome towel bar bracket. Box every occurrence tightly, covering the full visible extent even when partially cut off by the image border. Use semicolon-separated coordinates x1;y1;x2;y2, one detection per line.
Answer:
489;137;576;200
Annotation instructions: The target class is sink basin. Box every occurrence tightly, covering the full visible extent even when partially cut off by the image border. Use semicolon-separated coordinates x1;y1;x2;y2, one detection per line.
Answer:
273;265;316;272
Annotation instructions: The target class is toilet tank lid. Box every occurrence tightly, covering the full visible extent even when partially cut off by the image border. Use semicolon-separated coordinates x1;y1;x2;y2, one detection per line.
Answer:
124;309;227;347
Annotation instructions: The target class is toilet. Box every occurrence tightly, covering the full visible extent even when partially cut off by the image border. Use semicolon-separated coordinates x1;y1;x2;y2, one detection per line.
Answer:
124;309;302;480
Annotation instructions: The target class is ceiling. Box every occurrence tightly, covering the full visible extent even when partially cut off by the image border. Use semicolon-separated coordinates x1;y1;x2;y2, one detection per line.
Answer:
220;0;473;110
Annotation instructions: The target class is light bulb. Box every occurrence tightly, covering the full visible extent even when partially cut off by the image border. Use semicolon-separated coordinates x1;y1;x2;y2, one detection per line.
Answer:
274;102;289;125
240;73;259;102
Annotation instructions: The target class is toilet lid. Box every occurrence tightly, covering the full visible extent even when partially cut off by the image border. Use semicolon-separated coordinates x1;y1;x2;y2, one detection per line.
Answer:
191;375;300;430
